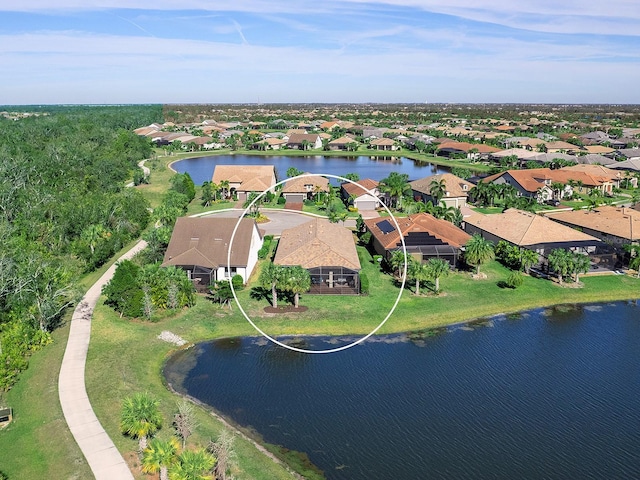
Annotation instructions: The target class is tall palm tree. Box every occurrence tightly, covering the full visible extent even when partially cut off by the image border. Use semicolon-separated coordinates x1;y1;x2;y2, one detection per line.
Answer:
120;392;163;452
429;178;447;206
218;180;230;200
518;248;539;274
259;262;284;308
572;253;591;283
282;265;311;308
142;437;180;480
408;259;430;295
464;234;495;275
547;248;572;284
388;249;408;279
380;172;411;210
170;448;216;480
425;258;450;293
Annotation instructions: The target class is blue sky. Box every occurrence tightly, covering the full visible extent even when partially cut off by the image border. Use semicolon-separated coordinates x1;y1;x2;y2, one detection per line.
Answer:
1;1;639;104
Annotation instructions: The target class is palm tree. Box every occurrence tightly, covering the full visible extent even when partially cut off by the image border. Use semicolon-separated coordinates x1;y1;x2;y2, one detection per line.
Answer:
547;248;572;284
142;437;180;480
572;253;591;283
425;258;450;293
120;392;163;452
218;180;230;200
429;178;447;206
624;244;640;277
464;234;495;275
518;248;539;274
259;262;284;308
380;172;411;210
388;249;407;279
408;259;430;295
170;448;216;480
282;265;311;308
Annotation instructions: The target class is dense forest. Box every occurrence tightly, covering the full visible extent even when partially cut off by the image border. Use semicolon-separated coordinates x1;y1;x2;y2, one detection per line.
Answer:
0;105;163;390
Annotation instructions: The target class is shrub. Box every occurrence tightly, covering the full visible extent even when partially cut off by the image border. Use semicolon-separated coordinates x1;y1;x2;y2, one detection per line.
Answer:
277;196;286;205
359;231;372;246
231;274;244;290
258;235;273;259
505;271;524;289
359;273;370;295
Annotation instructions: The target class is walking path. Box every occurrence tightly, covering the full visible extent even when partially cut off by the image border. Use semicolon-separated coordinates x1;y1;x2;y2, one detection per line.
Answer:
58;240;147;480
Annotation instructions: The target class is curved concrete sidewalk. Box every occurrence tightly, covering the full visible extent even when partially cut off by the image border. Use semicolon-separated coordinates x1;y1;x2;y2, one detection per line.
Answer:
59;240;147;480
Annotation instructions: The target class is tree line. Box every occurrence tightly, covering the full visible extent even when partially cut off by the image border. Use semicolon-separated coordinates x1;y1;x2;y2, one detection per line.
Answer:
0;105;162;390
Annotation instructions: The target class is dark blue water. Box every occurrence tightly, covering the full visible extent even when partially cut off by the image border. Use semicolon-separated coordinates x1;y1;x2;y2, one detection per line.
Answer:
171;155;449;185
164;302;640;479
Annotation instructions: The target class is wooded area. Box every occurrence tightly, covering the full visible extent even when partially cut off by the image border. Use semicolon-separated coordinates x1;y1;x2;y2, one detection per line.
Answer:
0;105;163;390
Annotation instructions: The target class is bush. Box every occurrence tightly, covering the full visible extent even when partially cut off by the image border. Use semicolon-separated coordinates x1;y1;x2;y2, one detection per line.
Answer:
231;274;244;290
258;235;273;259
359;231;372;246
359;273;369;295
505;271;524;289
277;196;286;205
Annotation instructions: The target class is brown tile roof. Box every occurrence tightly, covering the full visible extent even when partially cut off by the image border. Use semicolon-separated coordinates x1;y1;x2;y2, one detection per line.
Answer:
560;164;622;182
329;136;356;145
464;209;600;246
274;218;360;270
162;217;259;269
584;145;615;154
364;213;471;250
341;179;379;197
287;133;320;144
482;168;612;193
544;206;640;241
281;175;329;194
212;165;275;192
410;173;474;198
437;141;501;154
370;137;396;146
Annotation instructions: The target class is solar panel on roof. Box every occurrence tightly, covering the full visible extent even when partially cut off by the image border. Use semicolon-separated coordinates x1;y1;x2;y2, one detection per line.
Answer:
378;219;395;234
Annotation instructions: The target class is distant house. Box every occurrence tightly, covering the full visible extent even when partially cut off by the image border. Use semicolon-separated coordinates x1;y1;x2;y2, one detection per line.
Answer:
544;206;640;250
410;173;475;208
211;165;276;201
370;137;398;151
286;133;322;150
162;217;263;288
464;209;613;268
253;137;287;150
274;218;361;294
328;136;357;151
281;175;330;203
340;179;384;210
364;213;471;267
436;141;501;160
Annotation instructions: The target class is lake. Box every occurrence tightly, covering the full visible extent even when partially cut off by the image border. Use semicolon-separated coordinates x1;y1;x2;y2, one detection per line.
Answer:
171;154;450;185
164;301;640;480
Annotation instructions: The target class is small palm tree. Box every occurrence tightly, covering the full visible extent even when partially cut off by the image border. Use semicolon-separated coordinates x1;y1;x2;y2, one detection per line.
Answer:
429;178;447;206
142;437;180;480
388;249;408;279
170;448;216;480
120;392;163;452
408;259;429;295
282;265;311;308
624;244;640;277
572;253;591;283
425;258;450;293
464;234;495;275
519;248;539;274
547;248;572;284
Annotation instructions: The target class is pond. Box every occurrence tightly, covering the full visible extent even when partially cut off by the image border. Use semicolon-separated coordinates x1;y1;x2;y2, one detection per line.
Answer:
170;154;450;185
164;301;640;479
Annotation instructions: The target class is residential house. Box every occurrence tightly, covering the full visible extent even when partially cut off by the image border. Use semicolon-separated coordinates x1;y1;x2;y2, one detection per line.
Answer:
281;175;329;203
211;165;276;201
364;213;471;267
410;173;475;208
544;206;640;251
162;217;263;289
436;141;501;160
252;137;287;150
328;136;358;151
370;137;399;151
575;153;617;166
463;209;612;267
274;218;361;294
610;158;640;173
286;133;322;150
340;179;384;210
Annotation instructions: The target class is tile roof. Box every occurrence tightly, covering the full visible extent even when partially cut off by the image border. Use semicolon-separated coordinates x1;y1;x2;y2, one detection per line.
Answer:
364;213;471;250
212;165;275;192
274;218;361;270
544;206;640;241
162;217;259;269
341;179;379;197
410;173;474;198
437;141;501;154
464;209;600;246
281;175;329;193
